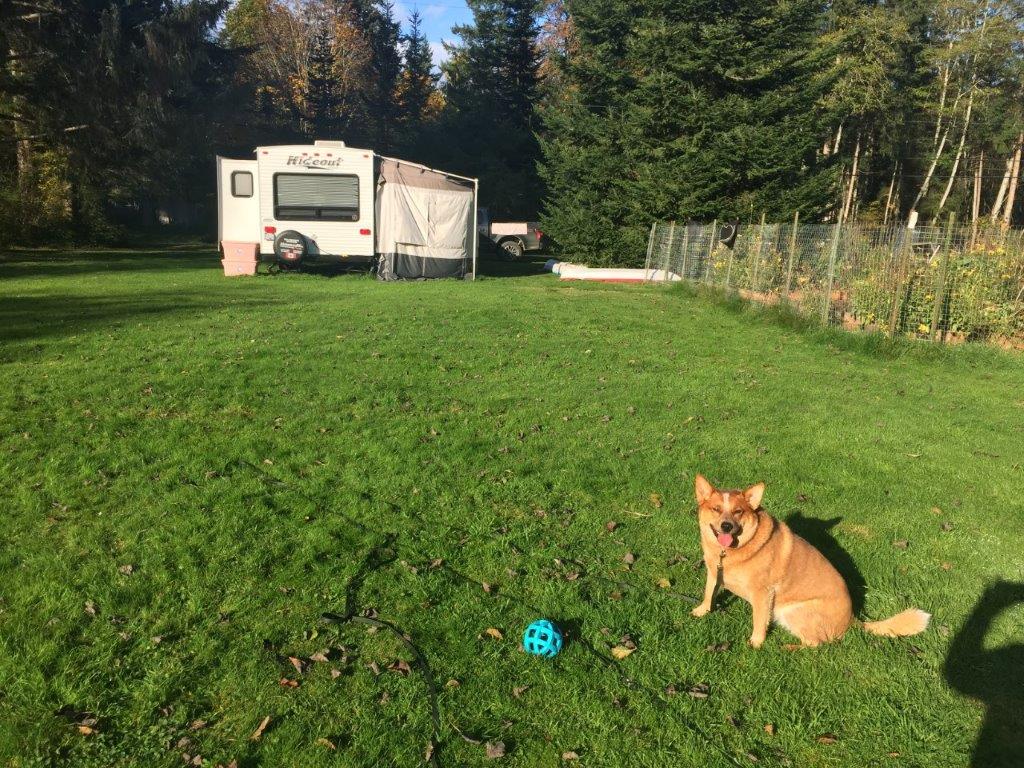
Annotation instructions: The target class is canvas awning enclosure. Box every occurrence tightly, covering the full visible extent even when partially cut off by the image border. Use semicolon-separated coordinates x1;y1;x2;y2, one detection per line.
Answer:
375;158;477;280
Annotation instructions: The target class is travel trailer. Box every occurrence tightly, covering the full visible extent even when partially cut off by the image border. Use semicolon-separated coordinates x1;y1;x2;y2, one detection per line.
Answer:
216;140;479;280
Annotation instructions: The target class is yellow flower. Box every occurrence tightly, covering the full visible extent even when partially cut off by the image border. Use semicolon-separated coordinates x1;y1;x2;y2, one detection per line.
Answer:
918;323;930;334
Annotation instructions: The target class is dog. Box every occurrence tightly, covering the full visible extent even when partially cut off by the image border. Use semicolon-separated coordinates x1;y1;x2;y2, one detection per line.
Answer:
690;474;930;647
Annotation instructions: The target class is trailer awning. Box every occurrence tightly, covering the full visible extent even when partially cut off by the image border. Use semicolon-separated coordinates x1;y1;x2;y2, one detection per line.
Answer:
375;158;476;280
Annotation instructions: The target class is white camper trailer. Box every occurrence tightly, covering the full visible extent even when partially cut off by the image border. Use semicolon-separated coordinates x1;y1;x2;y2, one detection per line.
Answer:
216;140;479;280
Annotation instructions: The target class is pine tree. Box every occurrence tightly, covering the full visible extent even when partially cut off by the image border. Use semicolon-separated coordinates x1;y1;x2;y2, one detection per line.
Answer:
304;19;339;138
438;0;543;219
399;10;438;127
540;0;834;265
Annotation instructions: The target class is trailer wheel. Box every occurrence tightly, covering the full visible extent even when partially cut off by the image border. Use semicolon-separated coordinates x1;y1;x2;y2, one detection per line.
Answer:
498;238;524;259
274;230;308;269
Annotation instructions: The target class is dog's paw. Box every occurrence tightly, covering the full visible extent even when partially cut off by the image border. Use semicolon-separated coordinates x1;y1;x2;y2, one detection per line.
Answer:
747;636;765;649
691;604;711;618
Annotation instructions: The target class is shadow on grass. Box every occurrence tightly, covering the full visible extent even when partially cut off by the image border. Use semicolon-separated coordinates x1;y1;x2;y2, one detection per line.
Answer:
476;254;550;278
670;282;1018;368
944;581;1024;768
0;244;217;279
0;291;283;348
784;513;866;615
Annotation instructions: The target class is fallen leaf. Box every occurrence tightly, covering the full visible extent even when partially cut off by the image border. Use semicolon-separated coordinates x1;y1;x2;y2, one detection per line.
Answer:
726;714;741;728
445;678;460;689
656;577;671;589
887;751;900;758
289;657;307;674
892;539;909;550
940;521;955;532
84;601;97;617
251;716;271;741
817;734;838;745
940;562;953;571
117;564;135;575
387;659;412;676
190;720;208;731
745;752;759;762
687;683;710;699
77;724;96;736
279;678;299;688
609;591;623;601
938;624;951;638
309;652;329;663
425;741;435;761
605;521;618;532
430;558;444;569
367;661;381;676
623;552;636;566
482;582;493;594
930;507;942;515
263;458;274;465
649;493;663;509
330;668;342;679
610;645;635;660
483;627;503;641
764;723;776;736
664;684;677;696
704;641;731;653
485;741;506;759
512;685;529;698
562;751;580;761
316;738;336;750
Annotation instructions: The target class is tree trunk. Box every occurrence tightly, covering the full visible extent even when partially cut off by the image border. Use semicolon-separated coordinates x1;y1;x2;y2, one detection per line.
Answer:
932;42;953;148
1001;134;1023;228
831;123;843;156
970;152;983;250
908;127;949;224
883;164;898;227
990;154;1014;223
841;133;861;222
934;87;975;221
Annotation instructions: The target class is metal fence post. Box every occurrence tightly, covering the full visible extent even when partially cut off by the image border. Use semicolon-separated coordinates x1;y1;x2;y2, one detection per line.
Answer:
662;221;676;282
784;210;799;302
679;224;690;281
704;219;718;284
821;222;843;324
931;213;956;342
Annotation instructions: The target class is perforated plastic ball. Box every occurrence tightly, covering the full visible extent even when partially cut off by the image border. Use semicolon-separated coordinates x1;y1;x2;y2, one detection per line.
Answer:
522;619;563;657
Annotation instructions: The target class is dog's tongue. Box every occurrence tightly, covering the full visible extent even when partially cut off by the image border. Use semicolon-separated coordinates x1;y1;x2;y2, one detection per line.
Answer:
717;532;734;548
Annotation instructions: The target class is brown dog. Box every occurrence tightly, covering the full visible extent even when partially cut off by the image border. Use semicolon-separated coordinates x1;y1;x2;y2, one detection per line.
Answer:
691;475;930;647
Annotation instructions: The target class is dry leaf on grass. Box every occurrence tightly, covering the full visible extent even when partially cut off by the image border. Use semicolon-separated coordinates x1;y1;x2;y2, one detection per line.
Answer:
605;521;618;532
649;493;663;509
84;601;97;617
77;725;96;736
816;734;838;745
278;678;299;688
764;723;776;736
623;552;636;566
446;678;460;688
485;740;506;759
387;659;412;676
892;540;909;550
687;683;710;699
483;627;503;641
317;737;336;750
656;578;671;589
512;685;529;698
562;751;580;761
250;715;271;741
610;645;635;660
288;657;307;674
309;652;329;663
705;641;731;653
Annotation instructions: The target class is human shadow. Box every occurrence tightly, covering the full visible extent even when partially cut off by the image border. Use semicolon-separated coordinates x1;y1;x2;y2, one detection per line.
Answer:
943;580;1024;768
783;513;866;614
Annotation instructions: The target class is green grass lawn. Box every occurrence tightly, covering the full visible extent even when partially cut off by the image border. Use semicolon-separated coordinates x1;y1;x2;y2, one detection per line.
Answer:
2;243;1023;768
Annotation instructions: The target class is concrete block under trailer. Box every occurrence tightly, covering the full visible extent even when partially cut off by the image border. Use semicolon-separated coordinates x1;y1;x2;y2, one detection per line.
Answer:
216;140;479;279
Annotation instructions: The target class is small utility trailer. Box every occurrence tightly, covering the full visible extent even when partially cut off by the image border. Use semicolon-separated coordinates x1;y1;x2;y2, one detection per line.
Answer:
216;140;479;280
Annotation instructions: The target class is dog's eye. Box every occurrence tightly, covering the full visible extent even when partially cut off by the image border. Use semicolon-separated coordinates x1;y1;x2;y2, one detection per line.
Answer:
713;506;721;513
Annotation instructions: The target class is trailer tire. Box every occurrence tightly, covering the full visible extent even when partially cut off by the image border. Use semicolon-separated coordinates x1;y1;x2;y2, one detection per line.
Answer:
498;237;524;259
274;230;308;268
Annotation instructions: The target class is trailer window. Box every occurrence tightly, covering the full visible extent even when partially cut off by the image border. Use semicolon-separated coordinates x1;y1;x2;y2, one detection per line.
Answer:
273;173;359;221
231;171;253;198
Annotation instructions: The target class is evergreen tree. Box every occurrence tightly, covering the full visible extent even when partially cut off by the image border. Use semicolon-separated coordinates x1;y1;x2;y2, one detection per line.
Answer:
436;0;543;219
304;19;340;138
540;0;834;265
399;10;438;128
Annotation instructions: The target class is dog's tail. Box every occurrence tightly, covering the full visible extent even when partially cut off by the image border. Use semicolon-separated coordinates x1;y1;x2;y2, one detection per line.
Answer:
861;608;931;638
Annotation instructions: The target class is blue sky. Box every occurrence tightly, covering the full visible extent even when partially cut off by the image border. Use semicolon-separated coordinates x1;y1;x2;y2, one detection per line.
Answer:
391;1;473;70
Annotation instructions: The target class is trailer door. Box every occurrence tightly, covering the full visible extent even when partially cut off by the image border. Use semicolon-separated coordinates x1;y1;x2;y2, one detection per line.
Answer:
217;157;259;244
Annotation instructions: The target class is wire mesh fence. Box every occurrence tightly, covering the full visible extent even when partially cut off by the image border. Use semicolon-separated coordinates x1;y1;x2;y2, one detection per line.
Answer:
643;218;1024;345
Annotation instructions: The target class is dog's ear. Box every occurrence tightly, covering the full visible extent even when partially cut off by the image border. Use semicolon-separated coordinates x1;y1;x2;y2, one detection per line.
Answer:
744;482;765;510
695;474;714;504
